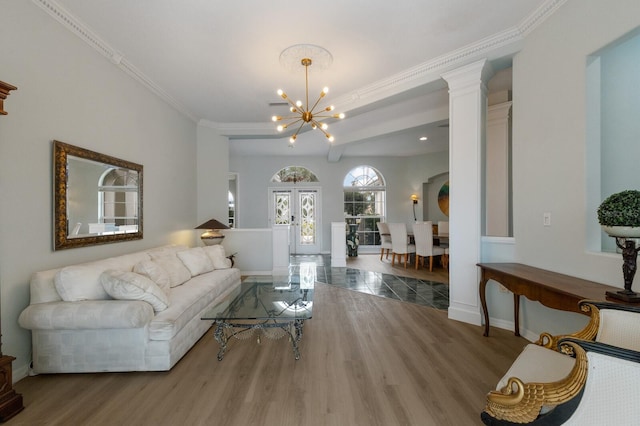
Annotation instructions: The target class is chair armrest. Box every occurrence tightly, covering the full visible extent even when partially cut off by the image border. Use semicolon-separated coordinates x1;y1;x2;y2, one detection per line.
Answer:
18;300;154;330
535;301;602;350
484;341;588;424
559;337;640;364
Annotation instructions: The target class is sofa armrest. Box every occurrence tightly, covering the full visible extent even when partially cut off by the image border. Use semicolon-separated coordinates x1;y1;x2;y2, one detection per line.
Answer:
19;300;154;330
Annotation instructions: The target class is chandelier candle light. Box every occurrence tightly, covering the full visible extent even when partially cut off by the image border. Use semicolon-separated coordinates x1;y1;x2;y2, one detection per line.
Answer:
272;45;345;146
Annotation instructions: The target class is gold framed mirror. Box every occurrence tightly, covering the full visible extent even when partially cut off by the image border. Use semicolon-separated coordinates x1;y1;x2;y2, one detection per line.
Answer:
53;140;143;250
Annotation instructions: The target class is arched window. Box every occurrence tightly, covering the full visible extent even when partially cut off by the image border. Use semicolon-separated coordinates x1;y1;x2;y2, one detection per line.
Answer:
271;166;319;183
343;166;386;246
99;168;139;230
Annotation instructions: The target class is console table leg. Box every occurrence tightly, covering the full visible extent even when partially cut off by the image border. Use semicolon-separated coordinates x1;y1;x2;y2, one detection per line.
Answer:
480;278;490;337
513;294;521;337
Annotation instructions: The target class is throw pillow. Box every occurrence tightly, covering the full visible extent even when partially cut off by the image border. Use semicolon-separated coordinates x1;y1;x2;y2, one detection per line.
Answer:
203;245;232;269
149;253;191;287
100;270;169;312
176;247;214;277
133;259;171;295
54;264;111;301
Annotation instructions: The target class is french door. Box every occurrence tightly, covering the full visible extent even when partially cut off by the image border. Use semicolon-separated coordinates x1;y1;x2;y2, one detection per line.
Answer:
268;187;321;254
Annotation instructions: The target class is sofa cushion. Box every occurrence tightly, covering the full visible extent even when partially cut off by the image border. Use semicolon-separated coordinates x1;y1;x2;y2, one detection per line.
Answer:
146;244;189;257
133;259;171;295
177;247;214;277
51;251;152;302
55;264;112;301
18;299;154;330
101;270;170;312
149;268;241;341
203;245;232;269
149;253;191;288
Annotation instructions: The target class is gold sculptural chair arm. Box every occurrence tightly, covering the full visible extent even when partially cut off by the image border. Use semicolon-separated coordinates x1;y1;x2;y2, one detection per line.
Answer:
484;340;588;424
535;301;601;351
482;300;640;425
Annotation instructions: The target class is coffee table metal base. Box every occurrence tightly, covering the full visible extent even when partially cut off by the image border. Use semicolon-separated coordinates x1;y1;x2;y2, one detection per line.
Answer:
213;319;305;361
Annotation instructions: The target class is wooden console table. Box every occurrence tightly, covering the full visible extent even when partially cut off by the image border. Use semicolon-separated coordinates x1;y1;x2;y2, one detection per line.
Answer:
478;263;624;337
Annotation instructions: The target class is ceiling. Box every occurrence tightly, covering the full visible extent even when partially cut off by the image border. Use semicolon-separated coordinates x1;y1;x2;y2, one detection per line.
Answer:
40;0;556;159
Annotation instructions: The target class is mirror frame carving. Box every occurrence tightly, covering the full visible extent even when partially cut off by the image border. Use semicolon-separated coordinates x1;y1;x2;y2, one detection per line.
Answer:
53;140;143;250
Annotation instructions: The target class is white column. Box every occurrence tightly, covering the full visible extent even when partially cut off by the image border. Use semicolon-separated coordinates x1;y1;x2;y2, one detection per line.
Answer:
441;59;492;326
272;226;290;275
331;222;347;267
486;101;512;237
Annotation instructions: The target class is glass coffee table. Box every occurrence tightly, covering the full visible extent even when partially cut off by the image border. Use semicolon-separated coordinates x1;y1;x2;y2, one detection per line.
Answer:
201;277;314;360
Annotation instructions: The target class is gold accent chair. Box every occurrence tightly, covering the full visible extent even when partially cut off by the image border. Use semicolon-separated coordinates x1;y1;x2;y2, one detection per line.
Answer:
482;300;640;425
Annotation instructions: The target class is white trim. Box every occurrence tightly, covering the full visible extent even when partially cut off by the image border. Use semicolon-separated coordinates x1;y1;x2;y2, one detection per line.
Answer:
448;304;482;326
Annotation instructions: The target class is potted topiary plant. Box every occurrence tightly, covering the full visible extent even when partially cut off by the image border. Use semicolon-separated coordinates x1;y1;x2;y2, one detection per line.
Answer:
597;190;640;237
598;189;640;302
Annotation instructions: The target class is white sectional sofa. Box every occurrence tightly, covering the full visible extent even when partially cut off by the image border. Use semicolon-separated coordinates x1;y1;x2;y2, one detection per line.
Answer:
18;244;241;374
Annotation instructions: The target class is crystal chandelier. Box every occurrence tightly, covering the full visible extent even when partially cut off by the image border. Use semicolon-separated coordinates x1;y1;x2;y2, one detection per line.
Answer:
272;45;345;146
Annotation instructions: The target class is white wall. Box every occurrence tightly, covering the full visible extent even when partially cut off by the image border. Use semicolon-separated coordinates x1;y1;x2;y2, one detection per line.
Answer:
0;1;199;379
506;0;640;336
229;152;449;252
197;123;230;226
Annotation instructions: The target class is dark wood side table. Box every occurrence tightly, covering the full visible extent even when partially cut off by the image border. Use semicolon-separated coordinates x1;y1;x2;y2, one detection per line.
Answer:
0;354;23;421
478;263;624;337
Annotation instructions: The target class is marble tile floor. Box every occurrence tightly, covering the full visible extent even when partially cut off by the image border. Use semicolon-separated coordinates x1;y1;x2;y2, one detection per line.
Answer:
246;254;449;310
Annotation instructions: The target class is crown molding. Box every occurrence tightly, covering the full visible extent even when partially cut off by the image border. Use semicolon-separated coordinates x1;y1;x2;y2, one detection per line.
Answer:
32;0;564;130
518;0;568;37
331;0;565;111
31;0;198;122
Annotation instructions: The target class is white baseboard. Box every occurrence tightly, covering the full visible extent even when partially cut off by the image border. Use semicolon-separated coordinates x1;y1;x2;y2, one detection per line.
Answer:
13;363;30;383
447;304;482;326
330;257;346;267
476;317;536;342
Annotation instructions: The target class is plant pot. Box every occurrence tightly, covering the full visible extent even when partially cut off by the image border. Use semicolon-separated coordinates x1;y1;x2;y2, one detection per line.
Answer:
602;226;640;238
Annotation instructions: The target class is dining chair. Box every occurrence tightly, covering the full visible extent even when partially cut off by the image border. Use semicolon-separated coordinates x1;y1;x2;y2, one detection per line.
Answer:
413;221;446;271
442;247;449;270
388;222;415;268
437;220;449;248
437;220;449;235
376;222;393;261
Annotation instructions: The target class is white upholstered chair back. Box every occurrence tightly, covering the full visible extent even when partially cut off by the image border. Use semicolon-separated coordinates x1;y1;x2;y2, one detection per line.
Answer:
388;222;415;267
413;221;435;257
437;221;449;235
388;223;411;254
597;309;640;351
376;222;393;260
377;222;392;244
413;221;445;271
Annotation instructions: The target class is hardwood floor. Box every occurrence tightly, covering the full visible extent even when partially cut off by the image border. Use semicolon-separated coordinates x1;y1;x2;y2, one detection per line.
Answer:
10;282;526;425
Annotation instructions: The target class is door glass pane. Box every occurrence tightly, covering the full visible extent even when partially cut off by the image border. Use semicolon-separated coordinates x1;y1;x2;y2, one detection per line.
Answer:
299;192;315;245
274;193;291;225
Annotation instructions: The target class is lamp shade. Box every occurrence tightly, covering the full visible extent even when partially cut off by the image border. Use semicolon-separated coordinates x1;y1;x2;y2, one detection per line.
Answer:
195;219;229;230
195;218;229;246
